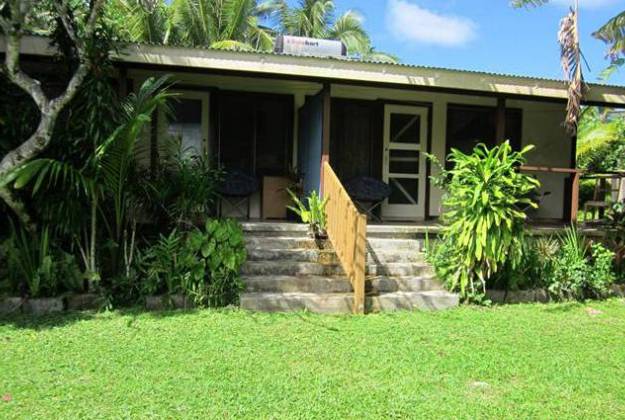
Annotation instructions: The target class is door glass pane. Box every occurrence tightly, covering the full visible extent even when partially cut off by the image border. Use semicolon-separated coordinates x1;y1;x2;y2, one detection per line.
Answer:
390;113;420;144
255;97;289;176
389;150;420;174
220;95;254;172
168;99;203;158
388;177;419;205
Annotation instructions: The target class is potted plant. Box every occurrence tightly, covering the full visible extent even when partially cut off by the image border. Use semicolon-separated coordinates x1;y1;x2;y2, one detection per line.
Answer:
286;189;329;239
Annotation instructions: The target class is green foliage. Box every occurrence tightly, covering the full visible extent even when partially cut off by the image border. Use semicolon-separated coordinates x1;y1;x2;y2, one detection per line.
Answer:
10;76;174;281
430;141;540;301
184;219;247;307
104;0;397;61
490;227;617;301
547;227;615;300
286;189;328;236
1;225;82;298
137;229;193;296
577;108;625;172
136;220;246;307
135;147;223;228
489;236;557;292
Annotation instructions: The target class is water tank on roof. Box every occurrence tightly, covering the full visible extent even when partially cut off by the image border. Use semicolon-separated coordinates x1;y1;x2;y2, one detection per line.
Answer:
274;35;347;58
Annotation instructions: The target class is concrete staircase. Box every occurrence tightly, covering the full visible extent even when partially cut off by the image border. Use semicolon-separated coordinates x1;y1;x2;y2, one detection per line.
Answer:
240;222;458;314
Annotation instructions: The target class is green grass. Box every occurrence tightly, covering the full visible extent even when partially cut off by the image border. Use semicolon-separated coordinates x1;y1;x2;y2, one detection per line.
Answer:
2;301;625;419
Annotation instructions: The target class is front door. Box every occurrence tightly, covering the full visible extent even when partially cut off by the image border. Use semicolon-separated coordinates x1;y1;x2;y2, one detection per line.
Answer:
382;104;428;220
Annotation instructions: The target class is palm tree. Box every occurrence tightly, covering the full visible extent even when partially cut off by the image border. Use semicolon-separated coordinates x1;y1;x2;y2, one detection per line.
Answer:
107;0;274;50
170;0;274;50
10;77;174;284
264;0;398;62
512;1;624;133
107;0;174;45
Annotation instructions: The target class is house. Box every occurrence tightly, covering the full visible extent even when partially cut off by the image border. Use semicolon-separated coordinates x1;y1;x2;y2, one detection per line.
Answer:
9;35;625;224
5;35;625;313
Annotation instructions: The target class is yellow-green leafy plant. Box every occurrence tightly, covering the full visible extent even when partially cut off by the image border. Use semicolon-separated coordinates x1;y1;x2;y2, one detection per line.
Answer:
429;141;540;301
286;189;329;238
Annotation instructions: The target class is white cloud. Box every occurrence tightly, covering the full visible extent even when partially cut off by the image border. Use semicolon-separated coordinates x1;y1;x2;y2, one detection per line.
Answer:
385;0;477;47
552;0;619;9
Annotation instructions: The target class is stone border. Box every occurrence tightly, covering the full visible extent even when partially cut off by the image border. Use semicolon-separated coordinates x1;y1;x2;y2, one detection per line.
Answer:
487;284;625;304
145;295;195;311
0;294;100;316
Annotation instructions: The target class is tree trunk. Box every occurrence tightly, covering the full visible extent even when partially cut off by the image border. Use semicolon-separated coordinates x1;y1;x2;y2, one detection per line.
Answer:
0;0;103;228
0;187;33;230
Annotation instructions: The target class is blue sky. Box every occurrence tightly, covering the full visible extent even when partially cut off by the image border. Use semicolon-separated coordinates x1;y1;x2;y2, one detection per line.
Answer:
325;0;624;85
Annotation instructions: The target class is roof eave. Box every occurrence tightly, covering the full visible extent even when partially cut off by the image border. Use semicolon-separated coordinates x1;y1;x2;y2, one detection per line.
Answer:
4;35;625;107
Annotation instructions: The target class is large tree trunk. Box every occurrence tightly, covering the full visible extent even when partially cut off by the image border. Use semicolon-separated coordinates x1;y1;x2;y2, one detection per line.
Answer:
0;0;104;227
0;187;33;228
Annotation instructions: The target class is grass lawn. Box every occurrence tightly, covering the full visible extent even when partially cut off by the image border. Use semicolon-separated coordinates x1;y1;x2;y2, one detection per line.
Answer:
2;300;625;419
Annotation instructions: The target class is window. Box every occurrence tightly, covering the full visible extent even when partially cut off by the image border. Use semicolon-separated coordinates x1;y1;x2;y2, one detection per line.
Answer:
167;98;204;158
445;104;522;166
218;92;292;176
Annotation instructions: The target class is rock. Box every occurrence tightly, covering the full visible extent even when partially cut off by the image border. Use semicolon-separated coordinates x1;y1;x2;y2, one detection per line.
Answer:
611;284;625;297
145;296;167;311
146;295;195;311
66;294;99;311
171;294;195;309
486;289;550;304
22;298;64;316
0;297;23;315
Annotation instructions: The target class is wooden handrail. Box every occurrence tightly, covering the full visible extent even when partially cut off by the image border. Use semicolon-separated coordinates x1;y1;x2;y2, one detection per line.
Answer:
322;162;367;314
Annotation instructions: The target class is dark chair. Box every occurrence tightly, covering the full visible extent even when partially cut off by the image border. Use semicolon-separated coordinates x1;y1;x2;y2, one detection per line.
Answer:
344;176;392;222
217;170;259;219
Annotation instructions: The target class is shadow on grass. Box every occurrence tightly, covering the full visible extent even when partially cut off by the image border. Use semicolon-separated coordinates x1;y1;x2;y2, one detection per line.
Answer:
0;304;208;331
0;303;345;332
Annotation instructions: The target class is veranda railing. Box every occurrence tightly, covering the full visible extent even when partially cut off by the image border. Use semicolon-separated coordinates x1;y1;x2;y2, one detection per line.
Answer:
321;162;367;314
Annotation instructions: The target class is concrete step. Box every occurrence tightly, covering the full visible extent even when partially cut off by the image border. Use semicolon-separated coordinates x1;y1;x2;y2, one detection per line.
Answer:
240;290;458;313
368;275;443;293
243;275;352;293
245;236;332;251
367;290;459;312
247;248;425;264
243;274;442;294
240;292;354;314
241;222;309;237
241;261;434;277
246;248;338;264
367;224;441;239
367;238;426;252
366;249;425;264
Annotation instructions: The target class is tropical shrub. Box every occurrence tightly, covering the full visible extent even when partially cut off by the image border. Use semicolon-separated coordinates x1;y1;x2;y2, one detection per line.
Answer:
135;148;223;228
546;227;615;300
1;225;82;298
10;76;174;285
137;229;194;297
136;219;246;307
184;219;247;307
287;189;329;237
489;235;557;292
428;141;540;302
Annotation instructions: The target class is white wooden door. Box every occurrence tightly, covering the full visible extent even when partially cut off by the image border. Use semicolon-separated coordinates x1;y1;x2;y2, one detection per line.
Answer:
382;104;428;220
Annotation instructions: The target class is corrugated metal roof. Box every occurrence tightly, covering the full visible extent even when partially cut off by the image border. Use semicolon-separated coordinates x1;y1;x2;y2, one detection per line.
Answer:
118;37;623;90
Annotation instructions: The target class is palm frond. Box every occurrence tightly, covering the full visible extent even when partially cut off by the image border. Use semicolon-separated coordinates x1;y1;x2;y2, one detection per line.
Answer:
510;0;550;8
328;10;369;54
360;48;400;64
558;6;585;135
593;11;625;61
